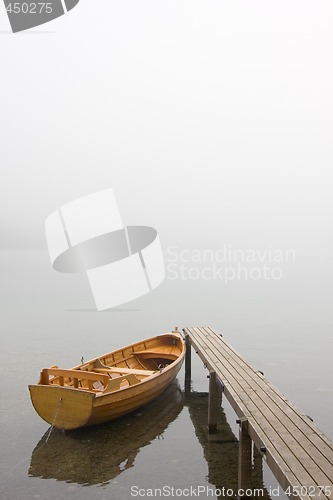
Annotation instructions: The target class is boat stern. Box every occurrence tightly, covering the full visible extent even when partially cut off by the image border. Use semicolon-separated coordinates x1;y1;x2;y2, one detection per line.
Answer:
28;385;95;430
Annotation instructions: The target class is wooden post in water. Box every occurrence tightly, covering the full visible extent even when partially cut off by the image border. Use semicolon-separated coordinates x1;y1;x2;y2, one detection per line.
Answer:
208;371;218;433
252;444;264;490
238;417;252;496
184;331;191;393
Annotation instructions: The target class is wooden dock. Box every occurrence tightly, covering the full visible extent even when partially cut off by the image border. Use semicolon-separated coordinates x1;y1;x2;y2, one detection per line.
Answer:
183;327;333;499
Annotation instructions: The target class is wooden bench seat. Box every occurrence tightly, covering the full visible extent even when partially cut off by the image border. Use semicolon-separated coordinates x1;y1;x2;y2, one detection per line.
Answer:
93;358;155;376
103;373;141;393
40;367;144;393
40;368;110;391
94;366;155;376
133;349;178;360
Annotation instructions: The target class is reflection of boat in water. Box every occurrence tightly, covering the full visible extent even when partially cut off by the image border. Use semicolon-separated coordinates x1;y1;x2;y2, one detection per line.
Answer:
186;391;270;498
29;331;185;430
29;381;184;485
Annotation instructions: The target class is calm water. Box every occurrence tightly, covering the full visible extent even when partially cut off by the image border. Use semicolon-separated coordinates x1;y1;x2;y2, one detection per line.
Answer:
1;251;332;499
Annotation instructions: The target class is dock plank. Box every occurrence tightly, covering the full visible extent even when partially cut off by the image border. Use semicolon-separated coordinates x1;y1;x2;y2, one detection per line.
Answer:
195;327;333;489
203;334;333;481
196;327;333;458
206;326;333;461
184;327;333;500
190;329;324;490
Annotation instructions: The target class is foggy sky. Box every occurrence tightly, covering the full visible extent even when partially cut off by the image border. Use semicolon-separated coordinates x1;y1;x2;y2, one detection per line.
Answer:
1;1;332;255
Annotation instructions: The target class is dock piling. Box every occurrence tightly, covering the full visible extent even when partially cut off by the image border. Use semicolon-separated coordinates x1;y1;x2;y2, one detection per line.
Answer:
208;371;218;433
184;331;191;393
238;417;252;496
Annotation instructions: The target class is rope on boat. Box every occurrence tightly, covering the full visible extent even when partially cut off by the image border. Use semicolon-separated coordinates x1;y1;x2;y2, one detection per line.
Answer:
45;397;63;443
27;397;64;464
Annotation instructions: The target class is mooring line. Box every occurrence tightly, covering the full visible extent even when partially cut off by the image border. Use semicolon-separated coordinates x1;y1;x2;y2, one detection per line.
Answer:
45;397;63;443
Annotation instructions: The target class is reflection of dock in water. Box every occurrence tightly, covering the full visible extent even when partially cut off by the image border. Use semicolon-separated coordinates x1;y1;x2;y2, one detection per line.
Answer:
29;381;184;485
186;391;270;499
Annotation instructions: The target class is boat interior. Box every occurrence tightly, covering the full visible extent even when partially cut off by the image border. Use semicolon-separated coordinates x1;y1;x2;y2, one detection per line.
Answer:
38;335;183;395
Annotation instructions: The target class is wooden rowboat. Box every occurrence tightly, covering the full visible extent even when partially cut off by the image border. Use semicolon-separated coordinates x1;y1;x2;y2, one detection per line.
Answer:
29;330;185;430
